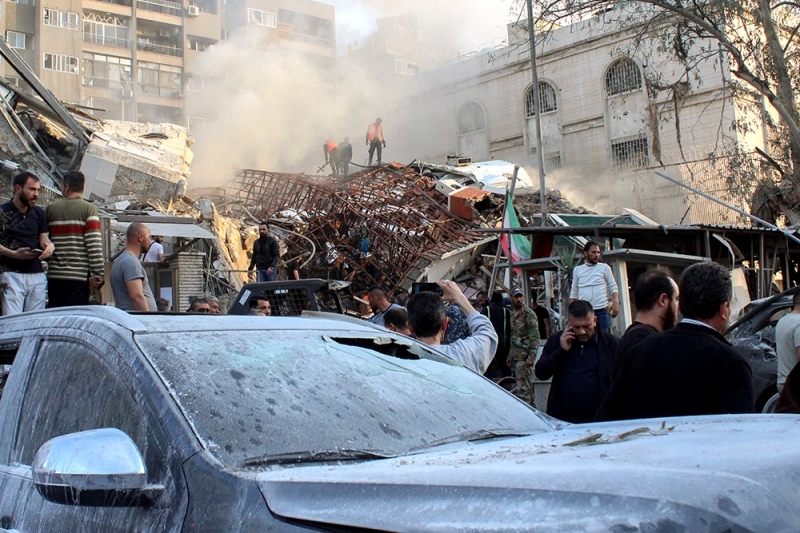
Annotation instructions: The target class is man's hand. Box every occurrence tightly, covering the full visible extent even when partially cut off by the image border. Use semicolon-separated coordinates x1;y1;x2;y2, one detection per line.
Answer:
506;357;513;368
526;355;535;367
610;302;619;318
436;280;475;314
382;141;387;147
365;139;369;146
9;247;41;260
39;242;54;260
90;276;105;290
560;326;575;352
248;270;256;281
267;267;274;274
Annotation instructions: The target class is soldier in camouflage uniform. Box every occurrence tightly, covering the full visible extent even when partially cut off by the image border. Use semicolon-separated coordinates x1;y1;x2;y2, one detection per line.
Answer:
506;287;540;406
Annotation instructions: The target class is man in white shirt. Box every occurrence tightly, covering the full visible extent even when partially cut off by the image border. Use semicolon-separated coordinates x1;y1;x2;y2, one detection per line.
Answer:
776;291;800;392
143;235;164;263
570;240;619;334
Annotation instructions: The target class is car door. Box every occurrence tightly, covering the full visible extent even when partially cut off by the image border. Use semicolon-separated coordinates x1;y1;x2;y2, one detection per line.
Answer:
0;334;188;533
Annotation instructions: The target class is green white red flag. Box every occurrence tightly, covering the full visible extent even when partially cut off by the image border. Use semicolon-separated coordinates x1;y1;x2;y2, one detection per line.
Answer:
499;191;531;274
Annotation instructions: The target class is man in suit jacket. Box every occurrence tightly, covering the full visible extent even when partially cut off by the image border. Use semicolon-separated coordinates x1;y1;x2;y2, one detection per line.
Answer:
596;261;753;421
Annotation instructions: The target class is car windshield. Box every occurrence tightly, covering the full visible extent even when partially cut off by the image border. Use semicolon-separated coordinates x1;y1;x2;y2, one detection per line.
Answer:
137;329;552;468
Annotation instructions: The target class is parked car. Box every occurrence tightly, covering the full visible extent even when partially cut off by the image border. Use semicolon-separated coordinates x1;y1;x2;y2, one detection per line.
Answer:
1;307;799;532
726;286;800;412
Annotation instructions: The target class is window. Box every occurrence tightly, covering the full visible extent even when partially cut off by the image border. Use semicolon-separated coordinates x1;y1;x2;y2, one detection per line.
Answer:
611;137;649;170
457;102;485;135
138;61;182;97
606;58;643;96
187;116;204;133
0;341;20;407
14;340;145;465
530;147;563;171
248;8;277;28
6;31;27;50
186;73;203;91
278;9;333;42
43;53;79;74
220;27;228;41
7;0;32;5
525;81;557;117
188;37;214;52
82;52;132;90
83;12;129;48
44;8;80;30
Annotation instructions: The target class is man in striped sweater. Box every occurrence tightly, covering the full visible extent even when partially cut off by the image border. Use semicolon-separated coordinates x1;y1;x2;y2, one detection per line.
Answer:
45;171;104;307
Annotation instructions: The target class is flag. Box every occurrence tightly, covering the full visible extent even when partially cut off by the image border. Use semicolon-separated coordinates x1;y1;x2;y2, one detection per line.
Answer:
499;191;531;274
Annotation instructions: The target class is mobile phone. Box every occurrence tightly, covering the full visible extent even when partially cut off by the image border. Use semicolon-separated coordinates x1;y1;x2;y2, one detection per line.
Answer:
411;282;443;296
31;248;43;254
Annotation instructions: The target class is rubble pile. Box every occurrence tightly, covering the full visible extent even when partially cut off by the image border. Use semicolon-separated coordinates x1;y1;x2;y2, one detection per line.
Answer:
223;165;490;296
513;189;595;218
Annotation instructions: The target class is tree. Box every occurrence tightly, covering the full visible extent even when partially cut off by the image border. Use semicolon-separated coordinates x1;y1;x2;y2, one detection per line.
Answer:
519;0;800;224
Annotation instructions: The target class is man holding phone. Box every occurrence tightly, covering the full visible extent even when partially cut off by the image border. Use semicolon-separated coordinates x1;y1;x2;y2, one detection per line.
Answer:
0;172;54;315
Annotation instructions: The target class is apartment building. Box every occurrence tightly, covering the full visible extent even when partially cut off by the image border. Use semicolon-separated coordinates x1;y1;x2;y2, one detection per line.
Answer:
1;0;335;127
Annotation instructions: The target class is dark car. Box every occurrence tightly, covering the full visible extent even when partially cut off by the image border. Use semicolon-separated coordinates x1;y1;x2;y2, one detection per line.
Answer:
727;286;800;412
1;307;800;532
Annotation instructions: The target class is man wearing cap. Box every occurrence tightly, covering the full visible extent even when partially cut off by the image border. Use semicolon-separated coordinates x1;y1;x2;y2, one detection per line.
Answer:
507;287;540;406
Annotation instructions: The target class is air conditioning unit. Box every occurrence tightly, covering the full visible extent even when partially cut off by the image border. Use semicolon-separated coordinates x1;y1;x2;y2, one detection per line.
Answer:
186;5;200;16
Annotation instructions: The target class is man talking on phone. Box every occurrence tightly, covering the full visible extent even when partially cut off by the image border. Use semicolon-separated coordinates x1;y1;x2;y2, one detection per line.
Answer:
0;172;54;315
535;300;619;423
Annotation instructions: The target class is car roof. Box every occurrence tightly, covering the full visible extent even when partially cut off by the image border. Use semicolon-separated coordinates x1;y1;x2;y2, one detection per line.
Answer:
0;306;386;335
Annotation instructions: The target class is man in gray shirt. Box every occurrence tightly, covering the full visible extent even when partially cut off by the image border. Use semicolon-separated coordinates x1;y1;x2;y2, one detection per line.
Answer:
111;222;157;311
406;280;497;373
776;291;800;391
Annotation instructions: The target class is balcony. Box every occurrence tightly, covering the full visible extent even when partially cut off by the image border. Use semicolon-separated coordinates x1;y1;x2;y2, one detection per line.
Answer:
136;0;181;17
137;38;182;57
83;76;129;91
93;0;132;6
83;33;130;49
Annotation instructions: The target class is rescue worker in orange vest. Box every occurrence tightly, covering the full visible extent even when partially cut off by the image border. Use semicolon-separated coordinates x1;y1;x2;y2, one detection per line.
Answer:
323;139;341;177
365;117;386;166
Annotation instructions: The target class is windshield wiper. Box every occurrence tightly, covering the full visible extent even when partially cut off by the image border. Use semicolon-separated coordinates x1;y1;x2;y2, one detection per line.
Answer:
244;448;396;467
410;429;532;453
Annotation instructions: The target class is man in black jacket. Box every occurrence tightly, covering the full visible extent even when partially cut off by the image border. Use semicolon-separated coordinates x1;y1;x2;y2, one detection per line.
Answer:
248;222;280;282
596;261;753;421
481;292;512;379
535;300;619;423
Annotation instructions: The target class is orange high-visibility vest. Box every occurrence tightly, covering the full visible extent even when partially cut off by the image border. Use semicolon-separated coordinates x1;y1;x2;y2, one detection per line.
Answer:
324;140;338;153
367;124;384;143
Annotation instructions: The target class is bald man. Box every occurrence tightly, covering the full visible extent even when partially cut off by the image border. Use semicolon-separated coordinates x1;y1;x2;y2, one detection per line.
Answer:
110;222;157;311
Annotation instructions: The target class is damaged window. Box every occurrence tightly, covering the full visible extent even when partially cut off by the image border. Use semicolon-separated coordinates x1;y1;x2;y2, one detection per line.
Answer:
137;61;182;98
138;330;550;468
457;102;485;135
525;81;558;117
248;8;277;28
82;52;131;89
43;53;79;74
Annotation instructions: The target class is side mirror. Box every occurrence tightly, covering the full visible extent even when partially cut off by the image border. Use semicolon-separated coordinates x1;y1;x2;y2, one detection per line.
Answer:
32;428;164;507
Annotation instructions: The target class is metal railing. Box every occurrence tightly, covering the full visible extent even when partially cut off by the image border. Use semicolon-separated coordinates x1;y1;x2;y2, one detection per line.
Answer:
136;39;182;57
82;76;126;90
136;0;182;16
89;0;132;6
139;84;181;98
83;33;130;48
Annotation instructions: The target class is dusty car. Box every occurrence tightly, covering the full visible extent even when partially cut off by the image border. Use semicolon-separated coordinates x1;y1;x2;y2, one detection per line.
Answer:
727;286;800;411
0;307;799;532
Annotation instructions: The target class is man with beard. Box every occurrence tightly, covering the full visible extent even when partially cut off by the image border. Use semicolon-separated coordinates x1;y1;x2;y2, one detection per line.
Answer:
0;172;54;315
110;222;157;312
596;262;753;421
535;300;619;423
367;286;401;327
507;288;540;405
615;269;679;372
248;222;280;282
570;241;619;334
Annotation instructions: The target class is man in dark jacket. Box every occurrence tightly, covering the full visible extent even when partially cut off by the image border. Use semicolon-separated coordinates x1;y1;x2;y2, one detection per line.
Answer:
535;300;619;423
339;137;353;175
481;292;512;379
247;222;280;282
596;262;753;421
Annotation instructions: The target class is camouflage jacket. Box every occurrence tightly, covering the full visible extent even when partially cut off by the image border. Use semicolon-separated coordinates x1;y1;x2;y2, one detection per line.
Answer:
509;306;541;361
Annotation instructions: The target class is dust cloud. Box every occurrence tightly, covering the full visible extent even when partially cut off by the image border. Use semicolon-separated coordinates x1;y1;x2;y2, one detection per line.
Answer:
184;1;515;189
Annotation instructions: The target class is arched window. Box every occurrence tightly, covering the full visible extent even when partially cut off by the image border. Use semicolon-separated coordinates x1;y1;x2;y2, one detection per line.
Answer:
525;82;557;117
605;58;642;96
457;102;485;135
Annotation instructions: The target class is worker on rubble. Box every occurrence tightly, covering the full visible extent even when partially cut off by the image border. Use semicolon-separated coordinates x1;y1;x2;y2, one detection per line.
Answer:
248;222;281;282
339;137;353;175
366;118;386;166
323;140;341;177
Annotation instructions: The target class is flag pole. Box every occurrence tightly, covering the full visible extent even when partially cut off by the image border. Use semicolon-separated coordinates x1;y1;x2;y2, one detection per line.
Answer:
507;165;520;288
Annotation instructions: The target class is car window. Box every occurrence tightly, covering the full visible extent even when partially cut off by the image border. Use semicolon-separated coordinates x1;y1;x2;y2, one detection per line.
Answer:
0;341;20;409
138;330;552;468
755;306;793;341
14;339;146;466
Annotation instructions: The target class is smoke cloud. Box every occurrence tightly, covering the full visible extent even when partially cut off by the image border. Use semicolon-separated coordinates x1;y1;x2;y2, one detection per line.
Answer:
185;1;515;189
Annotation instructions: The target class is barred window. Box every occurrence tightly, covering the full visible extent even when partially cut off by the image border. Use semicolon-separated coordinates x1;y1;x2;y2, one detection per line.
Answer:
457;102;485;135
525;82;557;117
531;147;563;171
605;58;642;96
611;137;649;170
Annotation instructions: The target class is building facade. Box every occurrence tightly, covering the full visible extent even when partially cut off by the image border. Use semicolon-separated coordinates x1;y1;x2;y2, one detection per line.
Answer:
395;10;767;224
1;0;335;128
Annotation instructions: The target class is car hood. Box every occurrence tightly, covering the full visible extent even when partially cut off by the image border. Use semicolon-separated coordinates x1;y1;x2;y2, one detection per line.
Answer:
257;415;800;532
